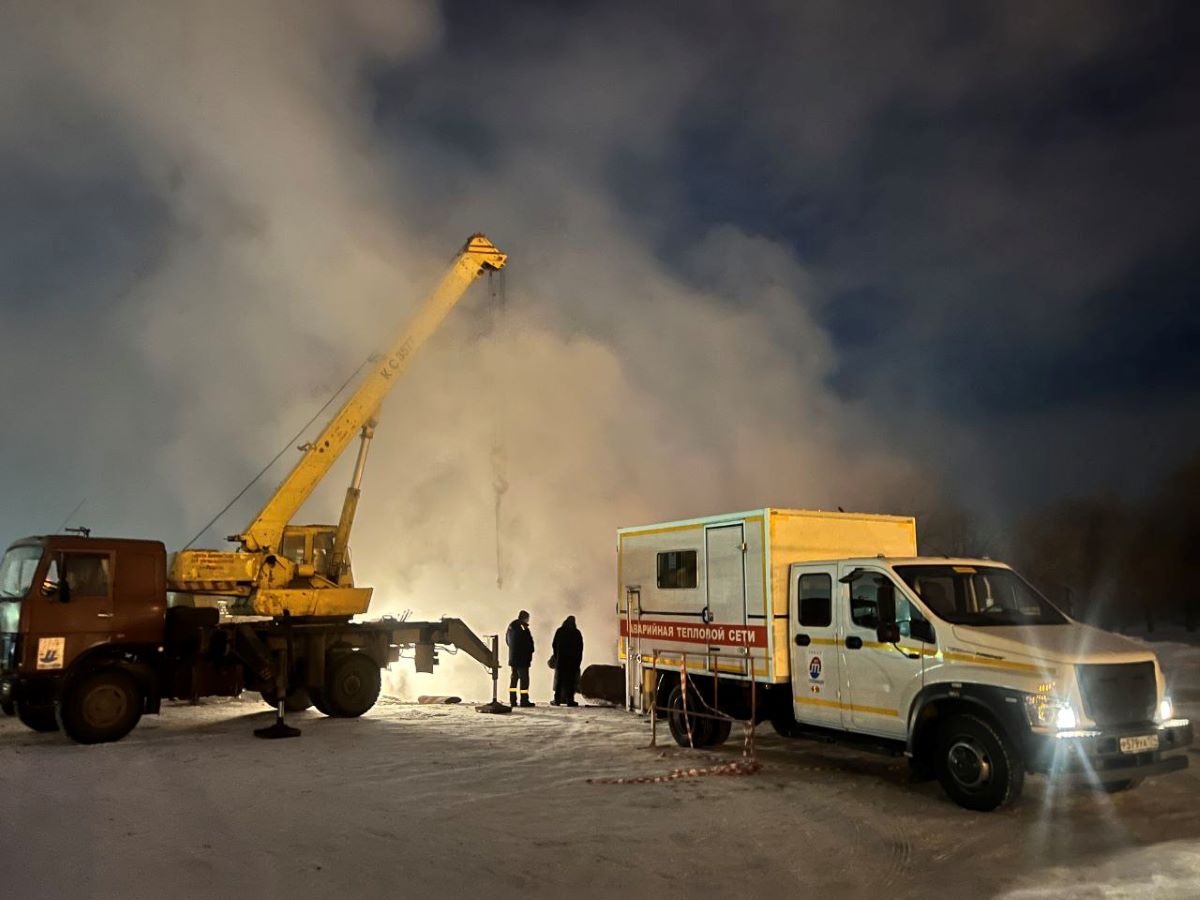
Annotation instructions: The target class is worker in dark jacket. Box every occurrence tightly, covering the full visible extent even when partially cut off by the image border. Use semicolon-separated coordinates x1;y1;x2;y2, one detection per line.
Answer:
550;615;584;707
506;610;535;707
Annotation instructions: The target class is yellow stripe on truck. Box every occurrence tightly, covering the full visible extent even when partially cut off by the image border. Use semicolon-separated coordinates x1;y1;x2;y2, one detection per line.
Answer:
793;696;899;717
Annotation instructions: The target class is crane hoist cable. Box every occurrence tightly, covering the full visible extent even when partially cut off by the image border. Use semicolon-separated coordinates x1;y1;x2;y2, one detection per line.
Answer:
489;267;508;590
181;355;373;550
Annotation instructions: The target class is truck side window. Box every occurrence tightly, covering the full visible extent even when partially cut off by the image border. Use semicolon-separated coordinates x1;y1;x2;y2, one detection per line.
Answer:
656;551;697;589
62;554;110;597
848;571;914;633
41;558;60;596
797;573;832;627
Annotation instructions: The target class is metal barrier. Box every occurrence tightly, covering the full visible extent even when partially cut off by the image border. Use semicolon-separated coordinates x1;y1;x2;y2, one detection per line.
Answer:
647;647;758;762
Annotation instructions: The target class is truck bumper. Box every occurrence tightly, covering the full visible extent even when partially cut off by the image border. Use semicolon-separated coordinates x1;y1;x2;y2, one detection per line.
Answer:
1027;719;1193;783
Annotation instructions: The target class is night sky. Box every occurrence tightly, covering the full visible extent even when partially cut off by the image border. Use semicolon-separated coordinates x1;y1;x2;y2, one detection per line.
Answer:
1;2;1197;568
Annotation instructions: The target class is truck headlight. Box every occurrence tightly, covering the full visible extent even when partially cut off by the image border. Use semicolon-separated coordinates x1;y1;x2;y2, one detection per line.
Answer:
1159;697;1174;723
1025;694;1078;731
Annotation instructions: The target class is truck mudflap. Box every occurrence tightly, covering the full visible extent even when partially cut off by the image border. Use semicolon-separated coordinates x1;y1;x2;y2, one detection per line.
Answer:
1028;719;1193;783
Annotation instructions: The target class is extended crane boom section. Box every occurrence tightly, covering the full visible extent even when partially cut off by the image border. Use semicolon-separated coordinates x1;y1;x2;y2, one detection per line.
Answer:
169;234;507;618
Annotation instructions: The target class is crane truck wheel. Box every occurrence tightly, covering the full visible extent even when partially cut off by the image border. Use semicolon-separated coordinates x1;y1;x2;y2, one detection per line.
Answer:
322;652;381;718
309;687;333;716
665;684;714;748
933;713;1024;812
260;688;313;713
58;670;143;744
1;696;15;716
16;701;59;733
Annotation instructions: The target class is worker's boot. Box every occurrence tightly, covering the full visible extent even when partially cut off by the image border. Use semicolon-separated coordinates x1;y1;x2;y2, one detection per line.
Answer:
508;690;518;708
520;697;536;708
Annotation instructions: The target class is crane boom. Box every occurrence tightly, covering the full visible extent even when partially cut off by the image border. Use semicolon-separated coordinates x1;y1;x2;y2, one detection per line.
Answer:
241;234;507;552
169;234;507;618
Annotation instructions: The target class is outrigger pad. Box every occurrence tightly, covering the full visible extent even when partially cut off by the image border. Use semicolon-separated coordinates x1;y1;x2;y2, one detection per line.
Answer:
475;701;512;715
254;720;302;739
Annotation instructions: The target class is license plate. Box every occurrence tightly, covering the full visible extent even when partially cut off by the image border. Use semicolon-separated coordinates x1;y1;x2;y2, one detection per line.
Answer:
1119;734;1159;753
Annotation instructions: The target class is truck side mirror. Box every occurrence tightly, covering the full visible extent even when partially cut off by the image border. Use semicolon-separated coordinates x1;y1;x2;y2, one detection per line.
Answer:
876;622;900;644
877;585;896;628
910;619;935;644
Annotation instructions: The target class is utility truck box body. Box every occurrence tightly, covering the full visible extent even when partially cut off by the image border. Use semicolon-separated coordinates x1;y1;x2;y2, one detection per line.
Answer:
617;508;916;699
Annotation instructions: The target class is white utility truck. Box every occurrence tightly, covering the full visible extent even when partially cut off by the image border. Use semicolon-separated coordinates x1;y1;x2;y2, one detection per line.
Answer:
617;508;1192;810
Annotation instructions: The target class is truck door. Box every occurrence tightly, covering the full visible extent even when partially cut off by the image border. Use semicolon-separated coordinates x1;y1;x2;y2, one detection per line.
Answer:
840;567;923;739
788;564;843;728
705;523;747;674
623;586;642;711
27;550;114;672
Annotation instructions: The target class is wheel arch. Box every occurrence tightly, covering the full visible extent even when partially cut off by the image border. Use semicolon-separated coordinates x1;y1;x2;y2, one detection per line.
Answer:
908;683;1029;763
63;644;159;711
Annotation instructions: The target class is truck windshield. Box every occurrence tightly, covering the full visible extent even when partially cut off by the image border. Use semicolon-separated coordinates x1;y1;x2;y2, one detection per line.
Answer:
0;545;43;600
894;564;1067;627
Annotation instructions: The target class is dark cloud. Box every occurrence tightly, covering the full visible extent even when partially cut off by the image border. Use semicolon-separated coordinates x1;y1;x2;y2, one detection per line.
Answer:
1;1;1196;692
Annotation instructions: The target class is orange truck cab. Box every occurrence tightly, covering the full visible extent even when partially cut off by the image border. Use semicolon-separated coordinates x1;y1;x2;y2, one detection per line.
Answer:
0;535;244;741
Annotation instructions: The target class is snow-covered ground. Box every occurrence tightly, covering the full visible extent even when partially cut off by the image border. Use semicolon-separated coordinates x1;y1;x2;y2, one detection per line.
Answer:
2;656;1199;899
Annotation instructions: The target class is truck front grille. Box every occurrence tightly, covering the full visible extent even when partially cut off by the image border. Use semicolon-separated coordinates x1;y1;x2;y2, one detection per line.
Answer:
1076;662;1156;726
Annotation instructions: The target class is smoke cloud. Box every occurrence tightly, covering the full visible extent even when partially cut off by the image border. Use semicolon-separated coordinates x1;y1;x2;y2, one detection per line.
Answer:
2;3;1195;697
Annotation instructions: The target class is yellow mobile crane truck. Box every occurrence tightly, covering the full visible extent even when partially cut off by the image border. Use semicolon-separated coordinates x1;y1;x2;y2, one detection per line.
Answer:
0;235;507;743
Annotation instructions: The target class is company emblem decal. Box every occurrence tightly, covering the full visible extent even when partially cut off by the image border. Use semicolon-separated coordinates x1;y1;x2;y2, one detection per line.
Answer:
809;655;822;680
37;637;65;670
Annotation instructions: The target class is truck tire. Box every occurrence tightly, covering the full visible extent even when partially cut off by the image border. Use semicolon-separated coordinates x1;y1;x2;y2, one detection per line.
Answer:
666;684;713;748
260;688;313;712
770;705;804;739
58;670;142;744
934;713;1024;812
322;652;381;718
708;717;733;747
309;687;333;716
16;702;59;733
1;696;15;716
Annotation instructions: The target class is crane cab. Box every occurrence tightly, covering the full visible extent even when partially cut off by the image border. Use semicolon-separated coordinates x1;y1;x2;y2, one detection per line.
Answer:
279;525;350;585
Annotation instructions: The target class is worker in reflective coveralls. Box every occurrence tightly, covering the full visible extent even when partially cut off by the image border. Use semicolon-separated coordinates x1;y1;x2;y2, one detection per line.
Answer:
551;616;584;707
506;610;535;707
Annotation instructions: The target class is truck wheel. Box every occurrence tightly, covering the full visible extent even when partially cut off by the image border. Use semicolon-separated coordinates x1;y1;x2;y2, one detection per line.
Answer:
58;670;142;744
309;687;332;716
260;688;313;712
934;713;1024;812
769;705;804;738
322;653;381;718
708;717;733;747
16;702;59;733
1;697;15;716
666;684;713;748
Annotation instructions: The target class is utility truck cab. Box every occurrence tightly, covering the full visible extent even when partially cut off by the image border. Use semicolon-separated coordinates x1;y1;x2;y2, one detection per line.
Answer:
617;509;1192;810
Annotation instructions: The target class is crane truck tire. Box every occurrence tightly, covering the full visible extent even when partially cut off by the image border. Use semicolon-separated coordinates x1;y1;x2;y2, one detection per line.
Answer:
1;696;15;716
57;669;143;744
309;687;333;716
933;712;1024;811
322;652;381;717
16;701;59;733
666;684;715;748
